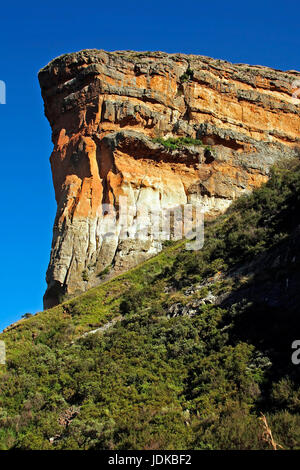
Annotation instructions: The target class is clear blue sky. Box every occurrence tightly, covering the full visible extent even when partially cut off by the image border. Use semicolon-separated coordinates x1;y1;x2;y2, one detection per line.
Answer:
0;0;299;331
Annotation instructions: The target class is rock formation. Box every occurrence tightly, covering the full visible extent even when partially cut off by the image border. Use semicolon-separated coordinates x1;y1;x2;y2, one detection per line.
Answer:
38;49;300;308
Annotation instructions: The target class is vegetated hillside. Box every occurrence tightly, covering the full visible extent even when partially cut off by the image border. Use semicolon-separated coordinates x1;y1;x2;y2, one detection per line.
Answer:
1;160;300;450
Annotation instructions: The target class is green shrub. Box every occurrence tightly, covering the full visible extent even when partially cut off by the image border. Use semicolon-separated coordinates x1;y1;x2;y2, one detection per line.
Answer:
152;136;204;150
97;265;111;278
180;67;194;83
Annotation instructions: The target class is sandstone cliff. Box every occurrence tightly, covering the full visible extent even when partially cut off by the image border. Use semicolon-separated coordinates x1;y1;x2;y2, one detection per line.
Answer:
38;49;300;308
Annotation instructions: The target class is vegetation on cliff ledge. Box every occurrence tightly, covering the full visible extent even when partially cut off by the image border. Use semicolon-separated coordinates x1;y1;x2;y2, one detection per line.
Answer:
152;136;209;151
1;159;300;449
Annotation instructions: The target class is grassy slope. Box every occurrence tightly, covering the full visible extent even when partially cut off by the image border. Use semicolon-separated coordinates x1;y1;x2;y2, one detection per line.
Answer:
1;162;300;449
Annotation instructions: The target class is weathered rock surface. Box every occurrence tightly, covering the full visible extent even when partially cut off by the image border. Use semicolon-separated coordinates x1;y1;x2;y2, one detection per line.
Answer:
38;49;300;308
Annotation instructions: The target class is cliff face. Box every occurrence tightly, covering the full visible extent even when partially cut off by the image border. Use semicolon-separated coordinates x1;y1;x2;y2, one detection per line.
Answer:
39;49;300;308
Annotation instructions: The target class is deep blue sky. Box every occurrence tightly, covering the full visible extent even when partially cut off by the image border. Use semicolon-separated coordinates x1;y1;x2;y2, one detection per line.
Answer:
0;0;299;331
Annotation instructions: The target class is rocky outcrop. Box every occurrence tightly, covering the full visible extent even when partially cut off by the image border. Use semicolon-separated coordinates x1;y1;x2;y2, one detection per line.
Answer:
38;49;300;308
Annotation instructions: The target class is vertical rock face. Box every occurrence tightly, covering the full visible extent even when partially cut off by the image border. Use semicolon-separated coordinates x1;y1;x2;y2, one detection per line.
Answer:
39;49;300;308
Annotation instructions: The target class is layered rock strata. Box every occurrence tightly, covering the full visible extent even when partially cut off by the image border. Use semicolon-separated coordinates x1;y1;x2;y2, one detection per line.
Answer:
38;49;300;307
